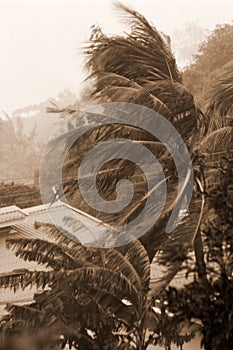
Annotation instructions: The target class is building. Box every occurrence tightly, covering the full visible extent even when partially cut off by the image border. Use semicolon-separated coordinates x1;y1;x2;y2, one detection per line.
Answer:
0;202;107;317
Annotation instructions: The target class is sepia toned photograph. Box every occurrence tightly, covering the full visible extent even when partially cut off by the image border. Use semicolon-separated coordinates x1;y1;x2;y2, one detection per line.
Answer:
0;0;233;349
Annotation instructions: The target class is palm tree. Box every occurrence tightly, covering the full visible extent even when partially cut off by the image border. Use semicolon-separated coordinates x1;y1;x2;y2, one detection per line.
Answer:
0;222;199;349
55;3;205;278
34;10;209;325
78;2;232;276
0;224;166;350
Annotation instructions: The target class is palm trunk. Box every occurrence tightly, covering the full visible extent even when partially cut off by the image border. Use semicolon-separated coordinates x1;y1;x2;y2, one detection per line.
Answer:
194;228;207;282
135;323;146;350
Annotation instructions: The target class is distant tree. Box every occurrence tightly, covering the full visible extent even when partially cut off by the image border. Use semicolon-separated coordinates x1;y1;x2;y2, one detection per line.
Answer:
0;113;41;182
183;24;233;109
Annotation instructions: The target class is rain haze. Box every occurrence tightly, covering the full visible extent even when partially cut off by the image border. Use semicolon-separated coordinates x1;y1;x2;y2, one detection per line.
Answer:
0;0;232;113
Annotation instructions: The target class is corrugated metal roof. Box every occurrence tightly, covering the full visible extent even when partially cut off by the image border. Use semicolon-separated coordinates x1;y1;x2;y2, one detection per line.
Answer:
0;202;110;245
0;205;27;228
0;285;44;318
16;202;109;246
0;286;35;305
0;201;110;317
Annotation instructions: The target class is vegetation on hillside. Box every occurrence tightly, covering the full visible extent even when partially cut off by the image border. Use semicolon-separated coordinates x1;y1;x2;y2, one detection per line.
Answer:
183;23;233;110
0;89;78;185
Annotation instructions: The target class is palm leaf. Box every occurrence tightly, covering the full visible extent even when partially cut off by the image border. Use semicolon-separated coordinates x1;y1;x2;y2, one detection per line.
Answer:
205;60;233;117
0;270;57;291
6;238;77;270
124;240;150;291
198;126;233;189
68;266;142;310
84;2;197;124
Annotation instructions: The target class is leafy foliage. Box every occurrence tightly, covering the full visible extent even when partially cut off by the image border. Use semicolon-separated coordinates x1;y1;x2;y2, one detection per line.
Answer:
183;23;233;109
162;160;233;350
0;222;200;349
84;3;198;137
0;230;150;349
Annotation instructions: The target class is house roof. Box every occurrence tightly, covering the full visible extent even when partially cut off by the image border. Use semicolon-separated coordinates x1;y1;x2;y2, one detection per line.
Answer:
0;200;110;249
0;287;36;317
0;205;28;229
0;201;108;317
10;201;108;246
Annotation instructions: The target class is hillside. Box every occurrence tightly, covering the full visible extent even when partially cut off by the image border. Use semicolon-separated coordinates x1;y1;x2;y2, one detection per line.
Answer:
0;89;79;183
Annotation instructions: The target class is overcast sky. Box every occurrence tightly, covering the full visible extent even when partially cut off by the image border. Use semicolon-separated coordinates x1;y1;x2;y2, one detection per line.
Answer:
0;0;233;114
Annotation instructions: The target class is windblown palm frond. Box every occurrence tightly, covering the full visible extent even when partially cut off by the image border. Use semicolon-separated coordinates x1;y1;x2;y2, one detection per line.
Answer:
86;3;182;82
199;126;233;156
197;126;233;190
45;105;196;263
124;239;150;291
6;238;78;270
84;2;197;137
0;270;56;292
1;231;150;314
148;192;204;296
194;57;233;211
205;60;233;118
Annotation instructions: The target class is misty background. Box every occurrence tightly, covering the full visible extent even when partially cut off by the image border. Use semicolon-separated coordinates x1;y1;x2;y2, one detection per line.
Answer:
0;0;232;184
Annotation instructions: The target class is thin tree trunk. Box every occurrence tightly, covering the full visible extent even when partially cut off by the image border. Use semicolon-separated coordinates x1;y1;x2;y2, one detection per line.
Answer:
194;228;207;282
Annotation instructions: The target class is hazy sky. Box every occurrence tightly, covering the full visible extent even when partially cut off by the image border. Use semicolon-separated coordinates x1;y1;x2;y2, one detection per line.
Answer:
0;0;232;114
